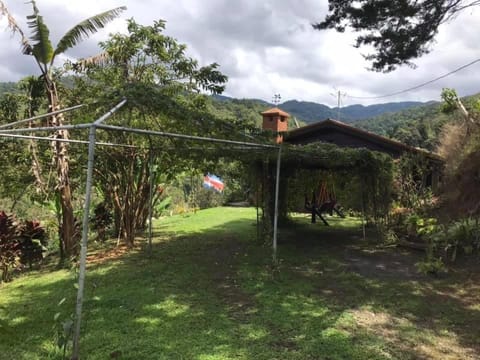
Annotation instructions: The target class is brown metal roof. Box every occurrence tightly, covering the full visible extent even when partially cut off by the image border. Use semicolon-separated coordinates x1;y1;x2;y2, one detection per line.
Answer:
285;118;444;162
261;107;290;117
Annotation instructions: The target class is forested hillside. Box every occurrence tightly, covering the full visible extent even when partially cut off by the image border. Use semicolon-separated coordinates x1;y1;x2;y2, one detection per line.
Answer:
0;82;17;95
355;93;480;151
208;92;480;152
208;96;269;127
281;99;426;123
211;94;427;124
355;102;446;151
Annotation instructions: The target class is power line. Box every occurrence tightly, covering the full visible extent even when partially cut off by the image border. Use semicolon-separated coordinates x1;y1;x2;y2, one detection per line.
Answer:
346;57;480;100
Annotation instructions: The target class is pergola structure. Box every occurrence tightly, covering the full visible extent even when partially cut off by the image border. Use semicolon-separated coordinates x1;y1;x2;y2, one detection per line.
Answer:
0;101;401;359
0;99;284;359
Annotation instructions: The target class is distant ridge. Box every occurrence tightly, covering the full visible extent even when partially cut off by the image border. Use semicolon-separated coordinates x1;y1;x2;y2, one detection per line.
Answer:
212;94;430;123
0;82;18;95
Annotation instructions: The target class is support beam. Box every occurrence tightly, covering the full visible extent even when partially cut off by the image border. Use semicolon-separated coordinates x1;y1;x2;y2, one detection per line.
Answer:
0;132;135;148
72;99;127;360
95;123;278;149
272;146;282;263
147;148;155;255
0;104;86;130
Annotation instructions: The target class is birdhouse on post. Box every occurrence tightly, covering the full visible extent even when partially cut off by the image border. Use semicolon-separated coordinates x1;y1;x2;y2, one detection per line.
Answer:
261;107;290;144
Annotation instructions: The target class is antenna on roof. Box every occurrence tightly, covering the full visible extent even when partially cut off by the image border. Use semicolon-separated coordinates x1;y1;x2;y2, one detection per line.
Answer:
272;93;281;106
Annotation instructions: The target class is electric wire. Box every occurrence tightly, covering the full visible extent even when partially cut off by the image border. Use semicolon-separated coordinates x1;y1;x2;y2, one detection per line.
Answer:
346;57;480;100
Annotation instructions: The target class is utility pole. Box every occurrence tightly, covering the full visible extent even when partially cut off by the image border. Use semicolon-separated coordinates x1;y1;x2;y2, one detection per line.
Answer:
330;89;347;121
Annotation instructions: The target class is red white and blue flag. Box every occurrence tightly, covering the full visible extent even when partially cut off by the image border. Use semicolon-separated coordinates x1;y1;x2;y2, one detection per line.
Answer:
203;174;224;193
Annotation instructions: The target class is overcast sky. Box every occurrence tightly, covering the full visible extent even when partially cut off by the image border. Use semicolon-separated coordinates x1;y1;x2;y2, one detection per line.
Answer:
1;0;479;106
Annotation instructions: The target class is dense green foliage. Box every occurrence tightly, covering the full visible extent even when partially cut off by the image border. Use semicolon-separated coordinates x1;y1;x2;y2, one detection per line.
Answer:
0;80;434;128
254;143;394;239
0;0;127;259
208;96;271;128
355;102;444;150
68;18;233;246
355;94;480;151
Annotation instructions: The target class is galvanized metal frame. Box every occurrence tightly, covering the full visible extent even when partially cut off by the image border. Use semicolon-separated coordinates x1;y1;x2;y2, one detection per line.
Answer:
0;100;283;359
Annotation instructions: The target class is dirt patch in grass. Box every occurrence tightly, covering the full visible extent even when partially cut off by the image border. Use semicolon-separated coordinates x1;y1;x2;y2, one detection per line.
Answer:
343;245;426;280
86;244;138;265
350;308;480;360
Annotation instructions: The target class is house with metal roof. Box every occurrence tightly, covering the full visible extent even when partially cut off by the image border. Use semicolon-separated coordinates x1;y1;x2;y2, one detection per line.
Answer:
261;107;443;188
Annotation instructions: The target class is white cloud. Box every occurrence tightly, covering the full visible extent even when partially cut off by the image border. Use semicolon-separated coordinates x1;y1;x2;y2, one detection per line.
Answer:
0;0;479;106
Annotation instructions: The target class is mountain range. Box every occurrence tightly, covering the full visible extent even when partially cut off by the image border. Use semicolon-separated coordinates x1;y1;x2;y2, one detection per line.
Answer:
213;94;433;124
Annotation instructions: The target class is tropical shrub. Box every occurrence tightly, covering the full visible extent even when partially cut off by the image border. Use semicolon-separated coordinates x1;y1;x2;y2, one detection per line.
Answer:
0;211;48;282
17;219;48;269
91;203;112;242
433;218;480;262
0;211;20;282
415;257;446;275
154;196;172;217
394;153;435;211
413;217;480;274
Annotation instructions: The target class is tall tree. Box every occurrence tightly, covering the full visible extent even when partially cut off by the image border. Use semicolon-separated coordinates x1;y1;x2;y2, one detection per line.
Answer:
72;19;228;246
17;76;46;194
0;0;126;257
314;0;480;72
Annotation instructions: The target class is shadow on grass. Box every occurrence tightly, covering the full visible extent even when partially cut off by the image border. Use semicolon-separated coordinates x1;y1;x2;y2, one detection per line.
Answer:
1;213;479;359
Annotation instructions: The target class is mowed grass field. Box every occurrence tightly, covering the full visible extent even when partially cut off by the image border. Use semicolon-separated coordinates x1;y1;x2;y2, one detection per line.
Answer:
0;207;479;359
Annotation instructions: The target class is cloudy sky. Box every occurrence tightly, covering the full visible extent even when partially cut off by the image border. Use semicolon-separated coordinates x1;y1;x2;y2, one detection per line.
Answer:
1;0;479;106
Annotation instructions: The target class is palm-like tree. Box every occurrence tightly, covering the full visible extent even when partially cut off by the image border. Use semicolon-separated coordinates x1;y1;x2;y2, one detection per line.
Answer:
0;0;126;257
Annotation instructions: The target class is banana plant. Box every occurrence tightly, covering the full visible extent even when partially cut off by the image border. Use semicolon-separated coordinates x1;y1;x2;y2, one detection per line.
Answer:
0;0;126;257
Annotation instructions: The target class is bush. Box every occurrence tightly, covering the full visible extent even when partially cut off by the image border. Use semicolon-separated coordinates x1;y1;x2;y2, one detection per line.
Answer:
91;203;112;242
0;211;48;282
156;195;170;215
414;217;480;263
196;188;224;209
416;257;446;275
438;218;480;261
0;211;20;282
18;220;48;269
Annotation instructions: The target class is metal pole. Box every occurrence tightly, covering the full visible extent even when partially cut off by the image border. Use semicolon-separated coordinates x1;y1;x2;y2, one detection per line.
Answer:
72;124;96;360
0;123;92;133
72;100;126;360
272;146;282;263
0;132;135;148
147;148;155;255
95;123;278;149
0;103;86;129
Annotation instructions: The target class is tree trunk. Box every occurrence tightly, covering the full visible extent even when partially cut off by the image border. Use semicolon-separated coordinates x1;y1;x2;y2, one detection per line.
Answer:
46;80;78;258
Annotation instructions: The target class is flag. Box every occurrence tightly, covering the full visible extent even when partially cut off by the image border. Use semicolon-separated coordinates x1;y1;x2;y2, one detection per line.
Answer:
203;174;224;193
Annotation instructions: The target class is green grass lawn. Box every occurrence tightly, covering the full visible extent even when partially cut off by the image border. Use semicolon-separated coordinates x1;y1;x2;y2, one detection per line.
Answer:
1;207;479;359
